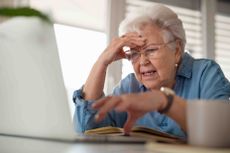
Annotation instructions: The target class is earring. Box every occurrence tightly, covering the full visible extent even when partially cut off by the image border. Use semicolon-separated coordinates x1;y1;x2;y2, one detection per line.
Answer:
175;63;178;67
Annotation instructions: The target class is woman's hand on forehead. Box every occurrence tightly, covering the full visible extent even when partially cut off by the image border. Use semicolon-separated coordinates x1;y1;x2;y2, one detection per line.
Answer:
121;32;142;38
121;32;147;50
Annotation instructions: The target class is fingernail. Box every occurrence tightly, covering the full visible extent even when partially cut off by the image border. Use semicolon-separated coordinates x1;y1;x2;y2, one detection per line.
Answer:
95;114;99;120
92;103;95;108
92;102;98;108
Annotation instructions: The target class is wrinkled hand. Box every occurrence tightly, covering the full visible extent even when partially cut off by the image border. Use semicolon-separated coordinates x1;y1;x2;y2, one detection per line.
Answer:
92;91;163;134
99;32;146;66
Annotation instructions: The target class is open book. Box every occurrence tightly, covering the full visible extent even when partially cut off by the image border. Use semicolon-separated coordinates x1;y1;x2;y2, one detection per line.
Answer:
85;126;186;143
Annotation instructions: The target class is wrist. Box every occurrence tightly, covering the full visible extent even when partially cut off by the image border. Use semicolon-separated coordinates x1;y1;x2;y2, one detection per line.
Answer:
158;87;175;114
96;55;110;69
98;52;111;67
158;91;168;112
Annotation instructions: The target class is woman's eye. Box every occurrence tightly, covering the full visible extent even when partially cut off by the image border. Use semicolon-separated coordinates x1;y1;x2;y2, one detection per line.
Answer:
125;50;139;60
130;52;139;58
145;48;158;54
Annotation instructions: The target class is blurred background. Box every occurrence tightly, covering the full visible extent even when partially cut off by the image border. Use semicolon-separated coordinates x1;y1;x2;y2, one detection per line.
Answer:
1;0;230;114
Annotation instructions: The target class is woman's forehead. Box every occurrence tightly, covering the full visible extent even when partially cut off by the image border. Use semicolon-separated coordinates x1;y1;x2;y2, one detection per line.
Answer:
139;24;164;42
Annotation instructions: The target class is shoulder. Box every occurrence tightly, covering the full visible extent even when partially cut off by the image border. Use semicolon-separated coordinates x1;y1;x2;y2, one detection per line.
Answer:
176;53;230;99
120;73;139;86
177;52;224;79
182;53;228;85
192;58;226;81
193;58;220;72
191;57;230;99
112;73;144;95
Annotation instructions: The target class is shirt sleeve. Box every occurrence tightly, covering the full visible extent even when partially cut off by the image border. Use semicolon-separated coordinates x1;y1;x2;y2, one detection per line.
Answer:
73;81;132;133
72;86;126;133
199;60;230;100
72;74;144;133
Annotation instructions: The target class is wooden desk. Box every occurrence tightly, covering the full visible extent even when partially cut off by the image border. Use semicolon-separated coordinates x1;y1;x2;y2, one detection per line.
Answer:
1;135;229;153
0;135;151;153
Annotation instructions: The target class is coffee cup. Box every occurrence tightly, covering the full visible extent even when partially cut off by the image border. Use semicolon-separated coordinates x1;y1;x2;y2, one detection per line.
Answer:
187;100;230;147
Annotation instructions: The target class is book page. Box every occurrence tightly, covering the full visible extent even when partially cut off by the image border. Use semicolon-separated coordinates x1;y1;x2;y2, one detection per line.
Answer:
131;126;181;139
84;126;124;135
84;126;186;143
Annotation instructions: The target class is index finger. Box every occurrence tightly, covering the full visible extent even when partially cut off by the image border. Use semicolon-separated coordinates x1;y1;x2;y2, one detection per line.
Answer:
92;96;112;109
94;96;122;122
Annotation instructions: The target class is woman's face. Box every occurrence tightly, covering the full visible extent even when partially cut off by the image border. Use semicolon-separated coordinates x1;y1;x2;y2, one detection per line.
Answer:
131;24;181;90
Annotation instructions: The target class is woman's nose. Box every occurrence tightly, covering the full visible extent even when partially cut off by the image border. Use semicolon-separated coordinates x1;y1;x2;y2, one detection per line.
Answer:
139;54;150;66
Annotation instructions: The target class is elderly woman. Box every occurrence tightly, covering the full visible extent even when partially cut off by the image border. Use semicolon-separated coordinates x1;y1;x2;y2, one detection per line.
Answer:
73;4;230;138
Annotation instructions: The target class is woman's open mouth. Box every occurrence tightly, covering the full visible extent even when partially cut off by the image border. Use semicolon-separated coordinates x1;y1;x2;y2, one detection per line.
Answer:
141;70;157;79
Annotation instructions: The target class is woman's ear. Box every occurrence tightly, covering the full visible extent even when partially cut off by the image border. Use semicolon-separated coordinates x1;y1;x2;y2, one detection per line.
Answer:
174;39;182;64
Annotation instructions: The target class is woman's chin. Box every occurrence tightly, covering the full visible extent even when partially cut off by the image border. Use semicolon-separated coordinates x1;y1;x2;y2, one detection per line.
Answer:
143;80;160;90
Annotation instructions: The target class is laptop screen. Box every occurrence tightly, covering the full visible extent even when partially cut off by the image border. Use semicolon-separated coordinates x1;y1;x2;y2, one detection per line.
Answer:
0;17;76;140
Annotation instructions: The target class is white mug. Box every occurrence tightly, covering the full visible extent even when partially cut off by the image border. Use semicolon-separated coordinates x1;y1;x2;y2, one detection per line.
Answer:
187;100;230;147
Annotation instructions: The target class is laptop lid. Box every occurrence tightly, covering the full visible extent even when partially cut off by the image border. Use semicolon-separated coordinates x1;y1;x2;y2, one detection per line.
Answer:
0;17;146;144
0;17;77;140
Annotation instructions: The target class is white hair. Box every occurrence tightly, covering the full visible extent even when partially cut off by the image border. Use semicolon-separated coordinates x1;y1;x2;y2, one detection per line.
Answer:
119;4;186;52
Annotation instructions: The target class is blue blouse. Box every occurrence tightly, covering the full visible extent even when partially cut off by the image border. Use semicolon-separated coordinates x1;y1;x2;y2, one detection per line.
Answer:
72;53;230;138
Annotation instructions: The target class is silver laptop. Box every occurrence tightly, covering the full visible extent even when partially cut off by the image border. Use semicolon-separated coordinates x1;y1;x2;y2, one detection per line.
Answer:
0;17;144;143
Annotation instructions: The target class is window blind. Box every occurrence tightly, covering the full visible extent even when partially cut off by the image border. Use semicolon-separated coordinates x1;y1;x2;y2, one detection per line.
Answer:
216;14;230;80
